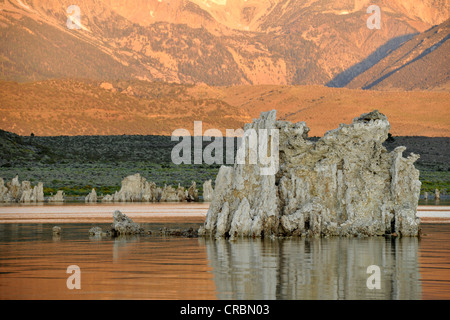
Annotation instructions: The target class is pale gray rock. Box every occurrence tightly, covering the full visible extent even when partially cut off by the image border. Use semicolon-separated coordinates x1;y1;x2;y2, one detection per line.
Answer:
111;210;144;235
199;110;421;238
186;181;199;202
112;173;148;202
0;178;8;202
203;180;214;202
177;184;186;201
33;182;44;202
0;176;44;203
52;226;61;235
89;226;103;236
102;194;113;202
48;190;65;202
435;188;440;200
160;185;180;202
85;188;97;203
7;175;21;200
142;181;158;202
102;173;186;202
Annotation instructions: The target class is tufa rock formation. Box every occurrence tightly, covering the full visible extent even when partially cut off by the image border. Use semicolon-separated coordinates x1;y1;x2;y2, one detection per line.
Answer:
160;184;179;202
199;110;421;239
186;181;199;202
85;188;97;203
110;210;144;235
52;226;61;235
0;176;44;203
435;188;440;200
89;211;144;237
107;173;157;202
203;180;214;202
102;173;197;202
47;190;65;202
89;226;104;236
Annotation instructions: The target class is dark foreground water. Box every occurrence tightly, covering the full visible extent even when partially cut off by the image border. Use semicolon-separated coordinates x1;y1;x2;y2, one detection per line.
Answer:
0;222;449;300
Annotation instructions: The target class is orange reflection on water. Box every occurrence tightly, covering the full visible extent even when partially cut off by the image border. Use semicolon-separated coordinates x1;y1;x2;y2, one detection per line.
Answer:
0;234;216;300
419;223;450;300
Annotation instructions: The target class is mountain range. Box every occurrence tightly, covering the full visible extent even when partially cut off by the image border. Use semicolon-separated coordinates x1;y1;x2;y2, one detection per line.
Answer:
1;0;448;88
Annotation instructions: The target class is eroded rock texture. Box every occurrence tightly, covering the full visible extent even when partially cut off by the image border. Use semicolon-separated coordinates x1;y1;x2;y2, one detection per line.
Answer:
0;176;44;203
203;180;214;202
85;188;97;203
105;173;157;202
48;190;65;202
199;110;421;238
111;210;144;235
102;173;196;202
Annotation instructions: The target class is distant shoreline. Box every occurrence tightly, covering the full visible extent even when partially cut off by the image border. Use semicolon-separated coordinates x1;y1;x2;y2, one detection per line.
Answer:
0;203;448;224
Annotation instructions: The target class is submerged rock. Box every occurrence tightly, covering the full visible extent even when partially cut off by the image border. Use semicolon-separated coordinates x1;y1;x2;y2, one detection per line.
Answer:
199;110;421;239
159;227;199;238
89;226;103;236
111;210;144;235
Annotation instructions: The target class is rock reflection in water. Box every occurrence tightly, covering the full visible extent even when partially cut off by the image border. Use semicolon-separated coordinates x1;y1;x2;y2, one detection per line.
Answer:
112;234;141;262
202;237;421;300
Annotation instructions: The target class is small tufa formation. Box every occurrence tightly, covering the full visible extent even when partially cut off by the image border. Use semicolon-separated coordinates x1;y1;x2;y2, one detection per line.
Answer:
106;173;158;202
89;226;104;236
52;226;61;235
435;188;440;200
0;176;44;203
85;188;97;203
110;210;144;235
48;190;65;202
160;184;179;202
101;173;198;202
203;180;214;202
199;110;421;239
186;181;199;202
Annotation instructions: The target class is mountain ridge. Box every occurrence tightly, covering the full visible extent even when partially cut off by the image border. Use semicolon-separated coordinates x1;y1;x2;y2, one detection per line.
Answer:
346;19;450;91
1;0;448;87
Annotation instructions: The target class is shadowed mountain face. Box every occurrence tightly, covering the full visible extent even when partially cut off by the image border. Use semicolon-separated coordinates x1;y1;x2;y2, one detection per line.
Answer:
345;19;450;91
0;0;448;86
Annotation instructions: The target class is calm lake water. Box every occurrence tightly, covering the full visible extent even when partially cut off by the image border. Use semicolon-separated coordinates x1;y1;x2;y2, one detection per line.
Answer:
0;204;449;300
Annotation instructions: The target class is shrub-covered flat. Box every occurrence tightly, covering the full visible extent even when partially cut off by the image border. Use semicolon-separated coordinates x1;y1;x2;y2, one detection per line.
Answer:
0;129;448;199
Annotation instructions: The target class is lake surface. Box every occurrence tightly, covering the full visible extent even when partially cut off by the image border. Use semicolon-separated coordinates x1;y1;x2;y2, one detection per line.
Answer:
0;204;449;300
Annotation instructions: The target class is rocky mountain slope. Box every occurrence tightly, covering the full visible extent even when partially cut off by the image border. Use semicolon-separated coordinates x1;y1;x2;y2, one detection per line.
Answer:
345;18;450;91
0;0;448;86
1;79;449;137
